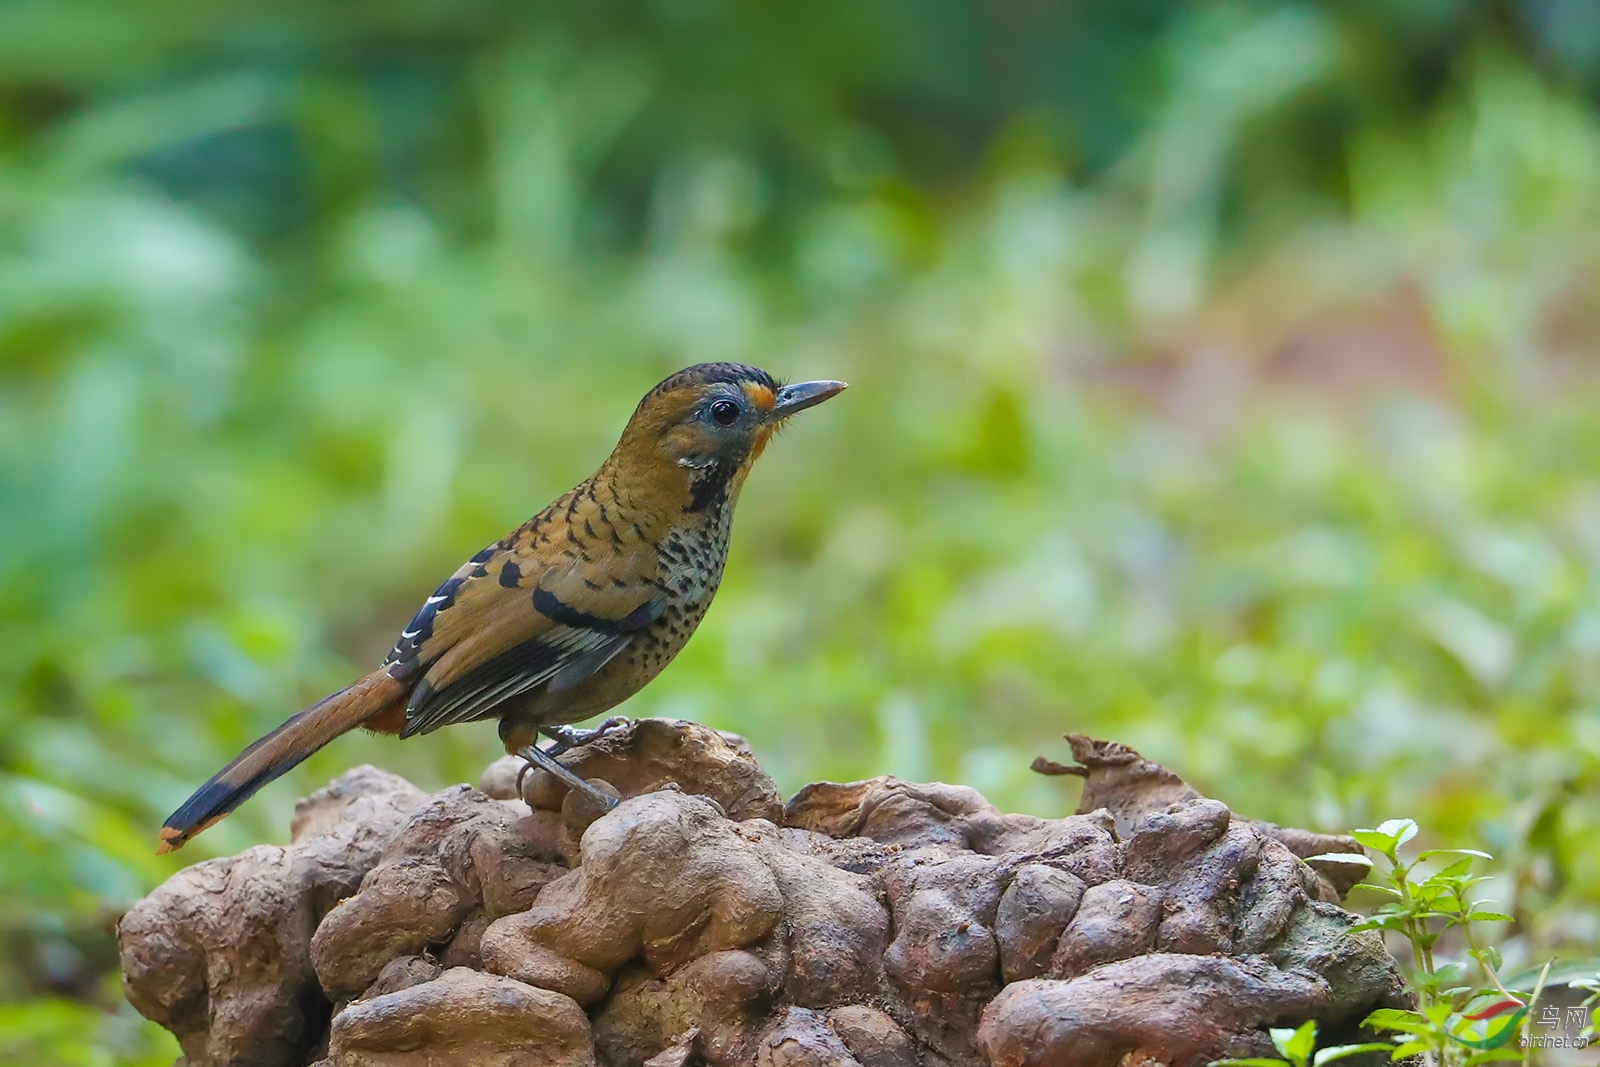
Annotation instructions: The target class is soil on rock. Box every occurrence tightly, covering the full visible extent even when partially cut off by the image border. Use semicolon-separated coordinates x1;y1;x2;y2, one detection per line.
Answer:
120;722;1404;1067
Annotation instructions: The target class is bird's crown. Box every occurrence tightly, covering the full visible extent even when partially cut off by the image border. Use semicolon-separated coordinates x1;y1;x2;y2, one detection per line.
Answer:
644;361;781;403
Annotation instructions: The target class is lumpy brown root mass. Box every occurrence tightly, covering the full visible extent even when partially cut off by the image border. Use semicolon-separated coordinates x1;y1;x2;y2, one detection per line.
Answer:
119;721;1403;1067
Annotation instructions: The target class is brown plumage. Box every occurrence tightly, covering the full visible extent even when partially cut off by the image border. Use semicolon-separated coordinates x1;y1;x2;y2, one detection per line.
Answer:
159;363;845;853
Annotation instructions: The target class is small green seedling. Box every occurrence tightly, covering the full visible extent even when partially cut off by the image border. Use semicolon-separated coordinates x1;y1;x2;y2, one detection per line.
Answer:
1215;818;1565;1067
1213;1019;1390;1067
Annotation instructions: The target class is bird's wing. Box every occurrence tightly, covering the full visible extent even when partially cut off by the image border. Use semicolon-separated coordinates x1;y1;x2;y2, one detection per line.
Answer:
384;528;663;738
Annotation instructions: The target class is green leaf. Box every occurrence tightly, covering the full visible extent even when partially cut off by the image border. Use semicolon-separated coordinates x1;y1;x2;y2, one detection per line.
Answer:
1351;829;1399;854
1500;957;1600;990
1356;885;1402;900
1363;1009;1421;1029
1389;1040;1431;1059
1273;1020;1316;1064
1363;1017;1427;1036
1419;848;1493;861
1313;1043;1397;1066
1466;910;1514;922
1211;1060;1293;1067
1305;852;1373;868
1412;971;1447;995
1375;819;1418;848
1427;858;1474;880
1413;881;1449;905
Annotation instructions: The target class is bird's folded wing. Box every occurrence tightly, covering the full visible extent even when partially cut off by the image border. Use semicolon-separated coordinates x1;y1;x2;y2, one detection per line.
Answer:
400;623;630;736
385;538;663;738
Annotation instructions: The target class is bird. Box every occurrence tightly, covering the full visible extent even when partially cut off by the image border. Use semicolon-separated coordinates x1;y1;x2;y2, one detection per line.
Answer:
158;363;846;853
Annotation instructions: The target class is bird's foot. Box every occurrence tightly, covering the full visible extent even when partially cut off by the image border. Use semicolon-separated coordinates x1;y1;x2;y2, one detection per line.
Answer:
540;715;632;757
515;744;620;814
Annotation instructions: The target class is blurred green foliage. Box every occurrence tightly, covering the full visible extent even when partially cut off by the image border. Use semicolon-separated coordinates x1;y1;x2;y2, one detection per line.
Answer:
3;2;1600;1063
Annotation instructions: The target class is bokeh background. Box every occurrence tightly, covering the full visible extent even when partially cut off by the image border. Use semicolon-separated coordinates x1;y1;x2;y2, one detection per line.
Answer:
4;2;1600;1062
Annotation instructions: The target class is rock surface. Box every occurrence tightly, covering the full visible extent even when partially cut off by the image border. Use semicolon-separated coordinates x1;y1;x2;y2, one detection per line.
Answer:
120;721;1404;1067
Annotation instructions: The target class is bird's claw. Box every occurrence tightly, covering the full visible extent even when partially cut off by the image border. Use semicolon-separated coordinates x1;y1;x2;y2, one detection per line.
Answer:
541;715;632;757
517;717;630;794
515;744;619;813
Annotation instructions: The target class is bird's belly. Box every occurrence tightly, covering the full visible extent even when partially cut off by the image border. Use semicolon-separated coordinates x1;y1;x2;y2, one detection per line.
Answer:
498;516;730;749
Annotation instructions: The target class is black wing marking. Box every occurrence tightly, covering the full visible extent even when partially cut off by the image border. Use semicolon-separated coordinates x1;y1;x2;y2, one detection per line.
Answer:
399;589;665;738
384;543;499;679
532;586;663;632
399;626;624;737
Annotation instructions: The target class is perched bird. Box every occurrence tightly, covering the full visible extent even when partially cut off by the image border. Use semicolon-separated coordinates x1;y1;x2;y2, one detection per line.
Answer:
159;363;845;853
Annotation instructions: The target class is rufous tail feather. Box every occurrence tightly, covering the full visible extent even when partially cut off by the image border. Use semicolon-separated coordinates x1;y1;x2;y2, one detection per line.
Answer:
158;669;406;854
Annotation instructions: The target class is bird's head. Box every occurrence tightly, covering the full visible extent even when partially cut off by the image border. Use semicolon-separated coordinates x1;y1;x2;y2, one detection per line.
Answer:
614;362;846;514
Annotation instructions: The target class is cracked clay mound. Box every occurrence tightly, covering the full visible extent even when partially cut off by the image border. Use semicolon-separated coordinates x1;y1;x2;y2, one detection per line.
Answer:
119;721;1405;1067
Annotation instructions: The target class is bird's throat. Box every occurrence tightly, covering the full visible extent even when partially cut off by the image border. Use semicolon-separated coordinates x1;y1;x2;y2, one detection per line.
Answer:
684;453;744;513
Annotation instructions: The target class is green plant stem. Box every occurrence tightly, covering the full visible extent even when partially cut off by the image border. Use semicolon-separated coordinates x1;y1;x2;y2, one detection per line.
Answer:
1452;886;1513;1002
1388;855;1445;1067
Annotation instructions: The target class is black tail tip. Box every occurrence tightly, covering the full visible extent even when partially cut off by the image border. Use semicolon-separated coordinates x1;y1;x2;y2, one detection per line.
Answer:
159;775;243;855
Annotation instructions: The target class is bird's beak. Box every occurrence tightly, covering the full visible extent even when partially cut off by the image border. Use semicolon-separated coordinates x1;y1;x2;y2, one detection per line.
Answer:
768;380;848;420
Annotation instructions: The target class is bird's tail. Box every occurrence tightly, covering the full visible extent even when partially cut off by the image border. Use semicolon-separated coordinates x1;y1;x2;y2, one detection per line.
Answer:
158;668;407;854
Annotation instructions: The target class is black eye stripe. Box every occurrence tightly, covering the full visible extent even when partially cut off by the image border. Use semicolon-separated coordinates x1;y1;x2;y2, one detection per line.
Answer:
710;399;740;425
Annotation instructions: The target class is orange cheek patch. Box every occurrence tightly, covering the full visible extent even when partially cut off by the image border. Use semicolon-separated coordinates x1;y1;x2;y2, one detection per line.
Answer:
743;383;776;411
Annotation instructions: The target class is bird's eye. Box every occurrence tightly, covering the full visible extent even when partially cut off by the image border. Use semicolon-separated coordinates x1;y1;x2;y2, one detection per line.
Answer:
710;399;741;426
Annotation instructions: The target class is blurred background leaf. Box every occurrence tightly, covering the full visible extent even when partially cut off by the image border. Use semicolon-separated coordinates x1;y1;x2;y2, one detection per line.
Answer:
2;2;1600;1062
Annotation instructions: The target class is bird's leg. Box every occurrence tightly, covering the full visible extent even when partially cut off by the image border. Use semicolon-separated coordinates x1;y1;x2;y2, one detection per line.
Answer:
516;717;631;793
540;715;632;757
516;744;619;813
